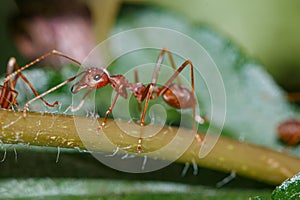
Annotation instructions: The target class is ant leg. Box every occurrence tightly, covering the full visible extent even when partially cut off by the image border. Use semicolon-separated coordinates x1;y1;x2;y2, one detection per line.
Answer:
136;49;205;151
0;86;18;109
152;47;182;85
134;69;139;83
0;58;19;108
134;69;142;112
158;60;204;142
137;83;154;152
19;73;60;107
0;59;20;122
6;58;18;90
23;72;84;117
9;57;60;108
98;93;120;130
4;50;81;83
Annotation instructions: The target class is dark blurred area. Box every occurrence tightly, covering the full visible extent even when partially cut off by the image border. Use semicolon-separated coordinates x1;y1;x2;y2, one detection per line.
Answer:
0;149;271;189
7;0;95;68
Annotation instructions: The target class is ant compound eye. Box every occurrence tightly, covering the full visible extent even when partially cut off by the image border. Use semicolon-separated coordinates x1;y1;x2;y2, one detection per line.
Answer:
93;74;101;81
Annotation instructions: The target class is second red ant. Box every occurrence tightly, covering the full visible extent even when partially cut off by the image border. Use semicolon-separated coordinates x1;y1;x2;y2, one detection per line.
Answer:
0;51;80;116
277;119;300;146
2;51;81;111
5;48;205;152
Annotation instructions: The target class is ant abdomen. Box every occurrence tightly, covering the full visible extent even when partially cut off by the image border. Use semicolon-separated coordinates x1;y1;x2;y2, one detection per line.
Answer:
162;84;195;109
277;119;300;146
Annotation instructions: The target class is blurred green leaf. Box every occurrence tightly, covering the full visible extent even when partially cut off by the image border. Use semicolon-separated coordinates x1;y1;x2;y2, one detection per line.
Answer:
0;178;272;200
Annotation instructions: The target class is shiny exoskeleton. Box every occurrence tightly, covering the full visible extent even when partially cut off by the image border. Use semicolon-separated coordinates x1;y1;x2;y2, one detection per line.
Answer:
277;119;300;146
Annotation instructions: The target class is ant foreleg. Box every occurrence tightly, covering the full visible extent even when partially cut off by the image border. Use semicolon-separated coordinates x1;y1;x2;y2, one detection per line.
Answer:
4;50;81;83
19;73;60;107
23;72;84;117
98;93;120;131
9;58;60;108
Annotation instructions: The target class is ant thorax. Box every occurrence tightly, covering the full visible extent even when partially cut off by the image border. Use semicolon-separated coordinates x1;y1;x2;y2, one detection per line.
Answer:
128;82;147;103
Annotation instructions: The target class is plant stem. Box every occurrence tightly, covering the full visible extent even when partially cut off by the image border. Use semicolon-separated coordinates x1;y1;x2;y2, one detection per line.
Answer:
0;109;299;185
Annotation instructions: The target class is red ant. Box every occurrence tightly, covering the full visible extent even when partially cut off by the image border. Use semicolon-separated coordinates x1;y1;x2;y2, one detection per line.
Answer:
276;93;300;146
2;50;81;113
277;119;300;146
0;58;20;110
8;48;205;152
1;52;71;111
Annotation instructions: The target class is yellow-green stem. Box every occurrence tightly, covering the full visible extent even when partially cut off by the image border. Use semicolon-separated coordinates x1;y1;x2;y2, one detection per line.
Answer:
0;109;299;185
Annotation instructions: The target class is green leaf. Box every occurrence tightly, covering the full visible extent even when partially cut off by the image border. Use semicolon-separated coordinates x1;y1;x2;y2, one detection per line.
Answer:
0;178;272;200
272;172;300;199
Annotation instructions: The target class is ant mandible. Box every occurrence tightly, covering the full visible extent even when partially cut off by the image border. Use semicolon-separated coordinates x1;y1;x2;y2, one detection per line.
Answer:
11;48;205;152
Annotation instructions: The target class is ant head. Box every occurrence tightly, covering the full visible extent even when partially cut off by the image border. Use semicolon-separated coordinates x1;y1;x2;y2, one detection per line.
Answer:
71;67;109;93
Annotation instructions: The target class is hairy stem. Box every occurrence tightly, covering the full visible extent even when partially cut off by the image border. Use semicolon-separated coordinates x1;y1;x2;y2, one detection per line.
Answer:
0;109;299;185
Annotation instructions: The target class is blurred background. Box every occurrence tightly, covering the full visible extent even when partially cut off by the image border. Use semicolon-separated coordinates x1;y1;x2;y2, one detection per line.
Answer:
1;0;300;198
0;0;300;92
